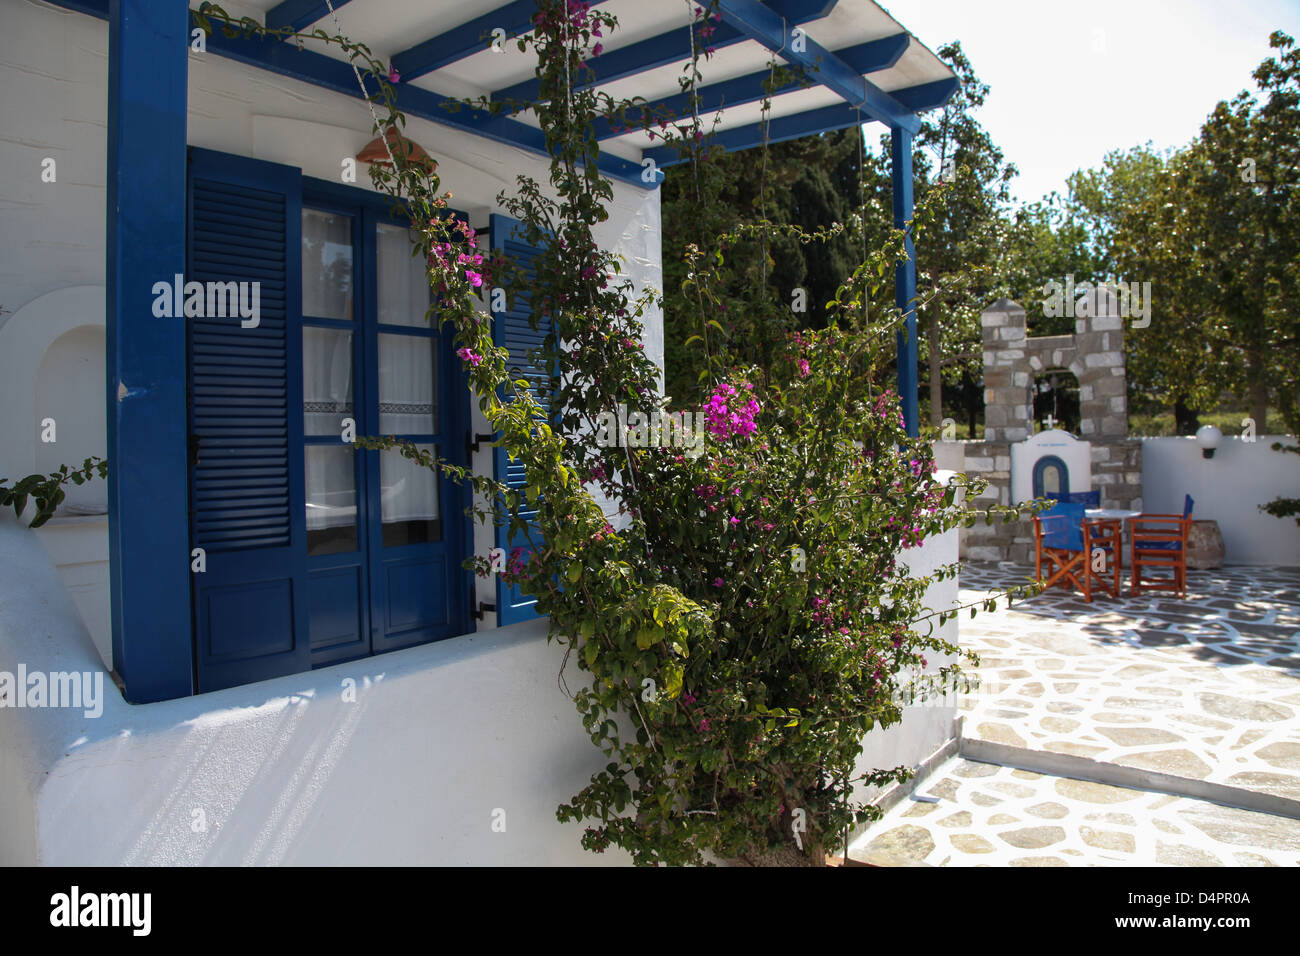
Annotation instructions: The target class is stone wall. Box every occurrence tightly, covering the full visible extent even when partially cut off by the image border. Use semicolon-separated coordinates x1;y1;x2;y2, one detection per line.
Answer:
980;296;1128;443
953;437;1143;564
956;294;1142;564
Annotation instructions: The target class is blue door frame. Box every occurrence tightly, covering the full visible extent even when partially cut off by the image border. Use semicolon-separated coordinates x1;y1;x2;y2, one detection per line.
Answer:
107;0;193;702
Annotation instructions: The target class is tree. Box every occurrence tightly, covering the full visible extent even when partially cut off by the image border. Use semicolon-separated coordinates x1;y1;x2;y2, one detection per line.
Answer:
1099;33;1300;435
1189;31;1300;434
911;42;1018;430
661;127;884;405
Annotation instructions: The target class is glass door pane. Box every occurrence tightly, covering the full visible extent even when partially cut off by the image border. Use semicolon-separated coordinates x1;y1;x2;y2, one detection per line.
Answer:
380;444;442;547
302;209;354;319
305;445;358;555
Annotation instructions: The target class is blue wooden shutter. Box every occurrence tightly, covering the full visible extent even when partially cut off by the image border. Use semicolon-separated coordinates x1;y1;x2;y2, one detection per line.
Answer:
187;147;311;690
489;214;552;626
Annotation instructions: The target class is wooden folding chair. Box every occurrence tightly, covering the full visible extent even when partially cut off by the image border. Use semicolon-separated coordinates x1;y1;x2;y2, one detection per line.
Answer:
1131;494;1194;597
1033;500;1122;602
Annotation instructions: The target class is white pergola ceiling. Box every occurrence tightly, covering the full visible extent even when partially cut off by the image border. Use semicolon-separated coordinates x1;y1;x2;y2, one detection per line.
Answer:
218;0;957;168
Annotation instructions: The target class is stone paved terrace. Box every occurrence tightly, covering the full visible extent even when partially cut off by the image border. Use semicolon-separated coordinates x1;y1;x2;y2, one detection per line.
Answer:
958;563;1300;798
850;759;1300;866
847;562;1300;866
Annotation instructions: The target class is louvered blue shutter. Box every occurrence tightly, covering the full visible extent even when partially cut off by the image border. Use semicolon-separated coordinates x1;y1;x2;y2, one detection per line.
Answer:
489;214;552;626
187;147;311;690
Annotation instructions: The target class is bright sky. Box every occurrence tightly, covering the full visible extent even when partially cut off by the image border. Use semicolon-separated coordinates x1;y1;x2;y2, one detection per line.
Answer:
880;0;1300;205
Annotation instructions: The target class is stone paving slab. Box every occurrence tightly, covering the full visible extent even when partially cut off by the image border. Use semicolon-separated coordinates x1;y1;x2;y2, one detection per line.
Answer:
848;757;1300;867
956;564;1300;801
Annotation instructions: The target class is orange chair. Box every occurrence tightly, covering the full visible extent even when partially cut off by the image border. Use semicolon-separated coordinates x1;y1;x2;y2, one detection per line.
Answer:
1032;501;1122;602
1130;495;1194;597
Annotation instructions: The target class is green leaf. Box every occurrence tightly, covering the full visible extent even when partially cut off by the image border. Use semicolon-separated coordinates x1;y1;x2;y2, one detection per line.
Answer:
566;562;583;584
662;662;683;699
635;626;664;650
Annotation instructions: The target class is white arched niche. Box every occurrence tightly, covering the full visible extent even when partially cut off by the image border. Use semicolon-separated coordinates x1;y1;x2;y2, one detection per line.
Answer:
35;325;108;513
0;285;107;489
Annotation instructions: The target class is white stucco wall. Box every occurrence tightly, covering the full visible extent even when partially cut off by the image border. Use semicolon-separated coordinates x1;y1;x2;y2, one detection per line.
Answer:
0;510;959;866
1141;435;1299;566
0;514;635;865
854;522;961;796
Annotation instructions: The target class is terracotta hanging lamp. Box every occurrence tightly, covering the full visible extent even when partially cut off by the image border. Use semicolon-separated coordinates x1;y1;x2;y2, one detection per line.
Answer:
356;125;437;174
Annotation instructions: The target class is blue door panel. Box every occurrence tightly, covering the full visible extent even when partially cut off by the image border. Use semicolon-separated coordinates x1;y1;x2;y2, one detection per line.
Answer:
489;214;552;626
200;579;295;663
384;556;448;632
187;147;313;692
308;566;366;653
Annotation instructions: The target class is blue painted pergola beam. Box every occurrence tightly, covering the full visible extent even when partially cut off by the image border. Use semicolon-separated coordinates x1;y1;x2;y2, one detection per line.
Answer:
889;77;960;112
494;22;746;106
892;126;920;438
265;0;354;33
717;0;919;134
644;102;865;166
492;0;839;107
392;0;613;83
192;24;650;187
594;33;909;141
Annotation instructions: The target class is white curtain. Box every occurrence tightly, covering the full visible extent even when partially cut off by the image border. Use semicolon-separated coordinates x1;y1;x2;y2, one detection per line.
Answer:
380;445;439;523
302;327;353;436
378;333;437;434
377;223;432;327
300;218;437;532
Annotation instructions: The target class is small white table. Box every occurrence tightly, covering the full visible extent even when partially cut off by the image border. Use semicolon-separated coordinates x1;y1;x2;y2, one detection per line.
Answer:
1085;508;1142;522
1085;510;1143;589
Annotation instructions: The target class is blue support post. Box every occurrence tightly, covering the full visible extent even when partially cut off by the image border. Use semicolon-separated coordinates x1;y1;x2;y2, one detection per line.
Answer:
891;125;919;438
106;0;193;701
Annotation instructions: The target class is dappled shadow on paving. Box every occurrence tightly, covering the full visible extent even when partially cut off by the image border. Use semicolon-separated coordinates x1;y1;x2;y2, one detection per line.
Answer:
959;563;1300;673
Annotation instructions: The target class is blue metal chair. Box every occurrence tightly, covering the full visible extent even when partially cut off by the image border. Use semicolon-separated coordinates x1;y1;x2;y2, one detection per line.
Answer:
1131;495;1194;597
1033;500;1122;601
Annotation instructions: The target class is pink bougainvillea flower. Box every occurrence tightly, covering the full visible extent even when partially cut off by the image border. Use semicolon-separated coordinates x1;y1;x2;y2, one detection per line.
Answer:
697;718;710;733
713;577;724;588
465;270;483;287
592;42;603;56
704;382;759;441
387;65;400;83
456;346;482;367
797;358;811;378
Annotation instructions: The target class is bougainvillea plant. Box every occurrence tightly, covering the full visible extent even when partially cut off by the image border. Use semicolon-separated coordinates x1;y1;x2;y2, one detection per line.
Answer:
195;0;1035;865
